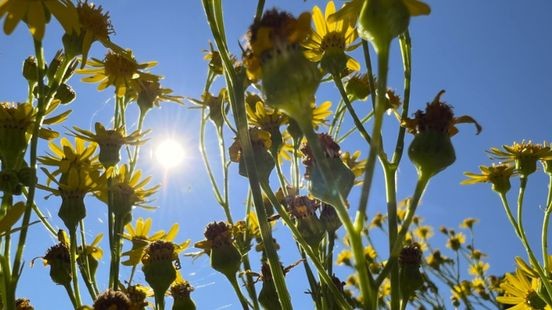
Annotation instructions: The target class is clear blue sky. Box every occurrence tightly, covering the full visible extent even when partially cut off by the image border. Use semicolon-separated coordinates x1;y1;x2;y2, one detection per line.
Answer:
1;0;552;308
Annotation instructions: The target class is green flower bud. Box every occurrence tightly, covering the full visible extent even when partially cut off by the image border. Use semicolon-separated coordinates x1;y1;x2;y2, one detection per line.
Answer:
320;203;342;233
302;134;355;204
286;196;325;248
59;189;86;231
142;241;179;300
22;56;39;84
258;263;281;310
346;73;372;101
93;289;131;310
229;128;274;181
204;222;242;278
17;167;37;188
358;0;410;51
399;243;423;299
54;83;76;104
43;243;72;285
408;131;455;179
47;51;65;82
170;280;196;310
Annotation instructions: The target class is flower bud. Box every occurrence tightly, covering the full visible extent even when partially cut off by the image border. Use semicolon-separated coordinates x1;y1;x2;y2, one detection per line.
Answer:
59;189;86;232
203;222;242;278
0;170;23;195
258;263;281;310
170;280;196;310
399;243;423;299
43;243;72;285
54;83;76;104
286;196;325;248
22;56;39;85
93;289;131;310
346;73;372;101
358;0;410;51
320;203;342;233
229;128;274;181
142;240;179;300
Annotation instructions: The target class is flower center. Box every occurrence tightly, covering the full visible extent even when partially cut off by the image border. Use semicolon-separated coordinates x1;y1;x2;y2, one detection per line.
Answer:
321;32;346;51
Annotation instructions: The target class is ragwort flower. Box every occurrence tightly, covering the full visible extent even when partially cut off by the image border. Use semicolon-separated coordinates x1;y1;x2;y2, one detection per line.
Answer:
0;0;79;41
489;141;552;177
70;122;148;168
497;268;550;310
121;217;179;267
462;163;516;194
79;50;157;98
244;9;321;122
303;1;360;75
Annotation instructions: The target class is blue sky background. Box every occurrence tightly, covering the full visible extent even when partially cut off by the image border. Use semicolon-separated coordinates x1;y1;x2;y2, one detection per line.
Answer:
1;0;552;308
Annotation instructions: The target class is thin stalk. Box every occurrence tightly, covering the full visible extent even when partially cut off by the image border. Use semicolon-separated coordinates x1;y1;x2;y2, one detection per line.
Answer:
542;174;552;274
69;228;82;307
336;111;374;144
514;177;552;303
79;220;98;299
329;99;346;138
203;1;292;307
261;183;351;309
361;40;377;110
378;176;429;287
241;254;260;310
254;0;265;23
199;109;228;216
299;123;372;308
383;165;400;310
391;32;412;165
110;217;123;290
216;126;233;224
129;111;146;175
332;75;371;145
227;274;251;309
354;41;390;233
63;283;78;309
107;177;115;288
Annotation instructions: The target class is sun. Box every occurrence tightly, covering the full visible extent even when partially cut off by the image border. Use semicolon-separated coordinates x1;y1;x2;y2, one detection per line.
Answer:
155;138;185;169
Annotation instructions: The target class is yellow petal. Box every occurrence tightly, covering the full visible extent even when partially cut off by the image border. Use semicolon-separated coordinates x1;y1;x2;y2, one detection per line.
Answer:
312;5;326;36
346;57;361;71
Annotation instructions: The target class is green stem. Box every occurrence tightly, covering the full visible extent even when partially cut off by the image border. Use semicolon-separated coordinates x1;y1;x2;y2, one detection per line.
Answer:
332;75;372;145
241;254;260;310
383;165;400;310
227;274;251;309
391;32;412;165
129;111;146;176
216;126;233;224
378;176;429;287
361;40;377;110
63;282;78;309
336;111;374;144
354;41;390;232
254;0;265;23
203;1;292;308
79;220;98;299
542;174;552;274
329;99;346;138
69;228;82;307
261;183;351;309
199;108;228;216
514;177;552;303
107;177;115;288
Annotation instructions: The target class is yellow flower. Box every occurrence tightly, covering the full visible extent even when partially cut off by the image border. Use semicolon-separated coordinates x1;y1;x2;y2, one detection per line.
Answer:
341;151;367;185
70;122;148;167
78;50;157;98
462;163;515;194
246;96;288;131
38;137;100;184
489;141;552;177
328;0;431;31
336;249;352;266
446;232;466;251
312;100;332;128
121;217;180;267
303;1;360;75
133;76;183;115
497;268;550;309
459;218;479;230
451;281;472;307
468;261;490;277
0;0;79;41
414;225;433;240
96;164;159;213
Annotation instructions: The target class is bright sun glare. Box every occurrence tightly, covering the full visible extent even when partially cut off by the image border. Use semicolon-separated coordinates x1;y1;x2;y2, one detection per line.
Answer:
155;139;185;169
